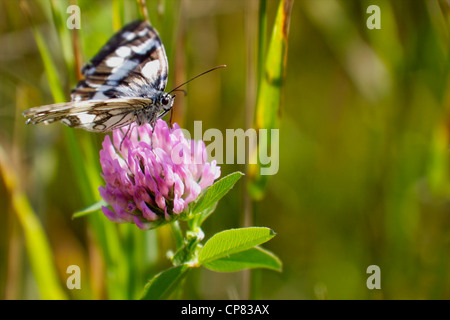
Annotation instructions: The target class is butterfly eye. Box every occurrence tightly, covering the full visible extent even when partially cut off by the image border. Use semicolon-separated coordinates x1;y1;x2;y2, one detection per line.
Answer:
161;96;170;106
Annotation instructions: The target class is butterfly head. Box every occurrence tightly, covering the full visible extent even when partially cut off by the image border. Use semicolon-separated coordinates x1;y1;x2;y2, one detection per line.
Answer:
158;92;174;112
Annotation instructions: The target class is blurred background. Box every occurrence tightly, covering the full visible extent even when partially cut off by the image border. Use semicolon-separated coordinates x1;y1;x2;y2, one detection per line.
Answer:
1;0;450;299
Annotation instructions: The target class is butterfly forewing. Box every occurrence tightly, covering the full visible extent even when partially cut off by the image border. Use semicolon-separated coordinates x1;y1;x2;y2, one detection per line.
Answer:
23;20;172;132
73;20;168;101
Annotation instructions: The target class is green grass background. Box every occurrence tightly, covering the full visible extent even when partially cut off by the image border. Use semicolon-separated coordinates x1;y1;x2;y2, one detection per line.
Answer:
0;0;449;299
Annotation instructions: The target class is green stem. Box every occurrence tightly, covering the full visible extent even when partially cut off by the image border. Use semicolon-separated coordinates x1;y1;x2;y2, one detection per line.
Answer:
171;220;184;251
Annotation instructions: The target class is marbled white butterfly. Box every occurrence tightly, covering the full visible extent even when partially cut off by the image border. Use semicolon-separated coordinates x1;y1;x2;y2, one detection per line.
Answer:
23;20;174;133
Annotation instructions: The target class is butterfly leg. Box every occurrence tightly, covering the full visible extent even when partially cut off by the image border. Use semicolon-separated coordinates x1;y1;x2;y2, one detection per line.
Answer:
169;108;174;128
120;123;134;151
149;118;156;150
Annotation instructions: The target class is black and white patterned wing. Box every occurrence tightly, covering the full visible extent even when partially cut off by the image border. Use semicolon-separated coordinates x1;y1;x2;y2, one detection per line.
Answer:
23;98;152;132
23;20;170;132
72;20;169;102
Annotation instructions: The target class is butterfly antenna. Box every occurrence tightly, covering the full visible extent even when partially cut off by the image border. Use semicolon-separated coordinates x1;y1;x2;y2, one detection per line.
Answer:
171;88;187;96
168;65;226;95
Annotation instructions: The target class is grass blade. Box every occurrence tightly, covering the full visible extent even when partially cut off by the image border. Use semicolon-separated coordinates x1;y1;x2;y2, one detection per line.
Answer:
72;199;108;219
248;0;294;200
0;147;67;299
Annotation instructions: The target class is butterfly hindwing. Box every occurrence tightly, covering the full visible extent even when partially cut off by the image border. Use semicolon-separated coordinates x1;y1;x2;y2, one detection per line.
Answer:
23;98;153;132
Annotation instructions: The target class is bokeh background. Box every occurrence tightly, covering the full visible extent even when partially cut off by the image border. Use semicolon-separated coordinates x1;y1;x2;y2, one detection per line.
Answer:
1;0;450;299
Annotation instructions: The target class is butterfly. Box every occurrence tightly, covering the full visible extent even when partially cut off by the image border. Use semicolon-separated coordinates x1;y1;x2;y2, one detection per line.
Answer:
23;20;175;133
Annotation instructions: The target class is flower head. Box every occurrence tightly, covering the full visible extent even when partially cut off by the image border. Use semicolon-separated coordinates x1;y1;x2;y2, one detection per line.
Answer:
99;119;221;230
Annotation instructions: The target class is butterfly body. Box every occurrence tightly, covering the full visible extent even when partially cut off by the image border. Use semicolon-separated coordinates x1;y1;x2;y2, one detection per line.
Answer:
23;20;174;132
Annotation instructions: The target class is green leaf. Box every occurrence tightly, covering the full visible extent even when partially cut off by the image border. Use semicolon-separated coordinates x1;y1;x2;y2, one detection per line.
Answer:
72;199;108;219
203;246;282;273
140;265;190;300
192;171;244;215
198;227;276;265
189;200;218;229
